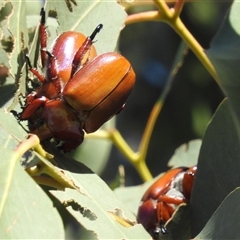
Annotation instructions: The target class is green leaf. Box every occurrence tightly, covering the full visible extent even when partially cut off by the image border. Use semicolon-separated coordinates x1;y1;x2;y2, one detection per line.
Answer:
0;3;16;108
41;144;149;238
0;83;16;109
46;1;127;54
206;0;240;125
7;1;29;111
114;184;145;217
0;108;26;147
0;147;64;239
9;1;28;76
167;139;201;168
166;205;191;240
0;109;64;238
190;99;240;236
195;188;240;240
50;172;151;239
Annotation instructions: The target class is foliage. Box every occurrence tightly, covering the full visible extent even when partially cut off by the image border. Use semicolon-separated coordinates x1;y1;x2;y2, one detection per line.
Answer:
1;0;240;239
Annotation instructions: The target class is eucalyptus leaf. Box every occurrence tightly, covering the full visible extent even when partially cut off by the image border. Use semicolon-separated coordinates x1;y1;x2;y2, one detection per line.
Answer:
0;108;26;147
9;1;28;80
191;99;240;237
195;188;240;240
51;172;151;239
7;1;29;111
166;205;191;240
0;3;16;108
167;139;201;168
0;147;64;239
46;1;127;54
206;1;240;126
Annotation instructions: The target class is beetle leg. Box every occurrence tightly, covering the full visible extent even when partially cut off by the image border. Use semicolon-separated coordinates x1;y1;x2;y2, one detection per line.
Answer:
155;201;175;236
156;201;173;228
20;96;47;120
25;9;47;85
160;222;168;235
26;55;46;83
65;0;77;12
17;92;26;107
11;110;21;120
71;24;103;76
159;195;186;205
39;8;48;68
152;224;167;239
45;51;61;95
155;195;186;235
89;24;103;41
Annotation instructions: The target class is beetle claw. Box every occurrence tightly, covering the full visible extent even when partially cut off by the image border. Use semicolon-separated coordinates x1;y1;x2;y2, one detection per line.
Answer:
89;24;103;41
11;110;20;120
159;221;168;235
25;55;32;69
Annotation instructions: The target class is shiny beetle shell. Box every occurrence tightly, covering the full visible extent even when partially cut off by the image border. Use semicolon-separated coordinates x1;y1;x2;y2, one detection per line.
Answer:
63;52;136;132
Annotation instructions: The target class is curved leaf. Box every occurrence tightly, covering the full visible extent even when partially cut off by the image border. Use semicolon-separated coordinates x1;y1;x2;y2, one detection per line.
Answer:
0;3;16;108
41;143;150;239
191;99;240;237
0;108;26;145
9;1;28;77
0;109;64;238
206;1;240;125
195;188;240;240
46;1;127;54
0;147;64;239
167;139;201;168
49;157;150;239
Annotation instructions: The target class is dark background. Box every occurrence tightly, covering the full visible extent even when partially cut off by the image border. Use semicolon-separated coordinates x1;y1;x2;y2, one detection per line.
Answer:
101;1;232;186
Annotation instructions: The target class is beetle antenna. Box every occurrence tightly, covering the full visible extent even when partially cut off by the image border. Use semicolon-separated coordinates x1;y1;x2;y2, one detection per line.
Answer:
89;24;103;41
